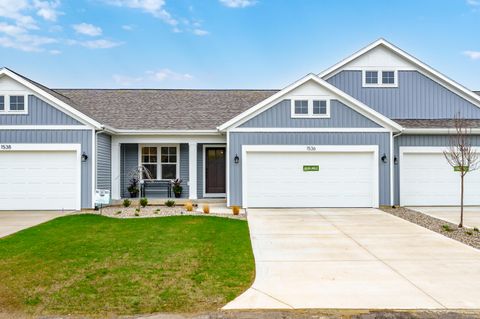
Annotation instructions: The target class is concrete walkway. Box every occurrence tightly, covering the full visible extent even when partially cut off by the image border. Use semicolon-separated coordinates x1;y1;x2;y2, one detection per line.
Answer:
0;211;69;238
224;208;480;310
409;206;480;229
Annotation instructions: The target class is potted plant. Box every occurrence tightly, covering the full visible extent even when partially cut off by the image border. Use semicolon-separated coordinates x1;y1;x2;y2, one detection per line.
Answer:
171;178;183;198
128;177;139;198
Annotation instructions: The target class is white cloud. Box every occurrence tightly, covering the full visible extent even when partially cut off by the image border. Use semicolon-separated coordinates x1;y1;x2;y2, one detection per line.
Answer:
0;0;37;29
192;28;208;36
73;23;102;36
105;0;178;26
0;22;27;36
49;49;61;54
464;50;480;60
0;33;56;52
219;0;256;8
467;0;480;6
121;24;134;31
33;0;62;22
113;69;193;86
74;39;123;49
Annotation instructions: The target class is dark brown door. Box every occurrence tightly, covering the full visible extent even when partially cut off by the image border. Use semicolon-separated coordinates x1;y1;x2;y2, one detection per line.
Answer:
205;147;226;194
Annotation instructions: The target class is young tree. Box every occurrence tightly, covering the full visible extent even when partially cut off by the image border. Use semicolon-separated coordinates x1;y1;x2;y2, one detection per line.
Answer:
443;115;480;228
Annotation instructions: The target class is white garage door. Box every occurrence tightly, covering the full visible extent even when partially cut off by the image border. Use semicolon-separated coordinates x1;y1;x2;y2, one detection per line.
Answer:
0;150;79;210
400;147;480;206
244;146;378;208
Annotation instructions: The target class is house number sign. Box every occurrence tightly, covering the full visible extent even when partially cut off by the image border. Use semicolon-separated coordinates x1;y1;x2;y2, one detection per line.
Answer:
0;144;12;150
306;146;317;151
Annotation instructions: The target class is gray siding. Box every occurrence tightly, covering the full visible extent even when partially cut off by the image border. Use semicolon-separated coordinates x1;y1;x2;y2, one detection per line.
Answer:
327;71;480;119
120;144;138;198
179;143;189;198
240;99;380;128
229;132;390;206
96;133;111;192
394;134;480;205
0;129;93;208
0;95;82;125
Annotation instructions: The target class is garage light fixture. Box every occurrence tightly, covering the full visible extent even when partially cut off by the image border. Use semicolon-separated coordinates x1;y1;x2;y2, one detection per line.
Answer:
234;154;240;164
381;153;387;163
81;152;88;162
394;155;398;165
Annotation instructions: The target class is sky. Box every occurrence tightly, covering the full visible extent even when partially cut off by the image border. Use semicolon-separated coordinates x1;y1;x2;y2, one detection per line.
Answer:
1;0;480;90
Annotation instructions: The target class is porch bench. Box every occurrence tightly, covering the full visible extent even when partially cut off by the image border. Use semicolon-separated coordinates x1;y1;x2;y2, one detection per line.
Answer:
140;180;172;198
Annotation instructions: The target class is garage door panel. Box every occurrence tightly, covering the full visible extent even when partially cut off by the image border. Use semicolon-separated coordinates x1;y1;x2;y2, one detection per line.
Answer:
0;151;78;210
401;150;480;206
245;150;376;208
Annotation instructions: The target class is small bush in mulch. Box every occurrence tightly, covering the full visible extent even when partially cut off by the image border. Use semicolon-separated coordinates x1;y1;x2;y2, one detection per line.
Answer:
382;207;480;250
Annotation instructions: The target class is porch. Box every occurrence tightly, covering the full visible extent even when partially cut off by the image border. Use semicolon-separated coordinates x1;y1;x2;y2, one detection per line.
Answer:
111;135;227;202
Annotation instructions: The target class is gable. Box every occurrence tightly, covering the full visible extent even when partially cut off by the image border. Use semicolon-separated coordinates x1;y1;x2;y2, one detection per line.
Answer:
0;75;83;126
328;70;480;119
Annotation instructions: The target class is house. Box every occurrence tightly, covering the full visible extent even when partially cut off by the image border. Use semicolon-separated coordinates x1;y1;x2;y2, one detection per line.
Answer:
2;38;480;211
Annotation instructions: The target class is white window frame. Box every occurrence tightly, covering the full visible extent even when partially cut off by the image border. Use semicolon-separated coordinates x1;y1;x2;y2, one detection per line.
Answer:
0;93;29;114
362;70;398;88
138;144;180;181
290;96;331;119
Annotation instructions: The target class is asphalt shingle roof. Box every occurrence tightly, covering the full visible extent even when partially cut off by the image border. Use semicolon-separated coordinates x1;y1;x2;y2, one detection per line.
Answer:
393;119;480;128
54;89;278;130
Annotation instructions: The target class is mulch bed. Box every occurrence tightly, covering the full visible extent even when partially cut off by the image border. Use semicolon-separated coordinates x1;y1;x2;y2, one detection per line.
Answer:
382;207;480;250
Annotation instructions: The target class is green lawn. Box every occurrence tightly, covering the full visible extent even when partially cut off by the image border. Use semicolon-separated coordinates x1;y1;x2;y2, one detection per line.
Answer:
0;215;254;317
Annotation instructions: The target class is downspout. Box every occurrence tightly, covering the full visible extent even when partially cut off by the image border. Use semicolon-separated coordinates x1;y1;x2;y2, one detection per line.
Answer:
94;127;106;192
390;129;404;208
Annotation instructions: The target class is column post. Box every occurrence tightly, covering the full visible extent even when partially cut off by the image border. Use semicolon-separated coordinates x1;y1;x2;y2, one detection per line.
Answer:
188;142;198;200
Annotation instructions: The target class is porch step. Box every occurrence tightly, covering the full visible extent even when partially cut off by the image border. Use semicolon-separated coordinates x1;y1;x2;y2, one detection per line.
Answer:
111;198;226;206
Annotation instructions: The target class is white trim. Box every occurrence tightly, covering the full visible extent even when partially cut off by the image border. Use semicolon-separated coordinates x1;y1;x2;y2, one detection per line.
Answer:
229;127;390;133
403;128;480;135
226;131;231;207
202;144;227;198
188;142;198;200
319;39;480;110
138;144;180;181
217;73;402;132
111;139;121;200
0;68;102;128
0;93;29;114
0;143;82;210
290;97;331;118
112;129;220;135
0;125;91;130
112;135;226;144
389;131;394;207
362;69;398;88
241;144;379;209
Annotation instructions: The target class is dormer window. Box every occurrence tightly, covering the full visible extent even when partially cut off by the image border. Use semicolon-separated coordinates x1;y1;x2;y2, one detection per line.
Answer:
291;97;330;118
363;70;397;87
0;94;28;114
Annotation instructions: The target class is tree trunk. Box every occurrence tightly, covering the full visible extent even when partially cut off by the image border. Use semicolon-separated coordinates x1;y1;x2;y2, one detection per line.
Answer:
460;174;464;228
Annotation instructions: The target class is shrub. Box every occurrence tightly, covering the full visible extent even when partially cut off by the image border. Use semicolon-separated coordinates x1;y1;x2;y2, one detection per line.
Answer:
135;208;140;213
139;197;148;208
232;206;240;215
466;230;473;236
123;199;131;208
474;227;479;232
134;212;139;216
154;208;160;214
165;200;175;207
442;224;454;232
115;210;122;215
184;202;194;212
202;204;210;214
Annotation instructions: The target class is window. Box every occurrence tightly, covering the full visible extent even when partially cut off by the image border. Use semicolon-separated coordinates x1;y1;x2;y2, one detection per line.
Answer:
140;145;178;180
141;147;158;179
160;147;177;179
365;71;378;84
9;95;25;111
382;71;395;84
294;100;308;115
313;100;327;115
0;96;4;111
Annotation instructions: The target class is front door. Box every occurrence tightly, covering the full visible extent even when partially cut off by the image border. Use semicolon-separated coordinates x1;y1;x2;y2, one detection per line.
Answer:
205;147;226;195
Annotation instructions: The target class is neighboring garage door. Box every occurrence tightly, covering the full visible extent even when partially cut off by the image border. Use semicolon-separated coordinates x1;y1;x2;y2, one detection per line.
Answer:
0;147;80;210
243;145;379;208
400;147;480;206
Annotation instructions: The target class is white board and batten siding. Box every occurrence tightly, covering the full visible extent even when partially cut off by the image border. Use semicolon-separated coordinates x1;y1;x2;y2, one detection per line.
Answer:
400;147;480;206
0;144;82;210
242;145;379;208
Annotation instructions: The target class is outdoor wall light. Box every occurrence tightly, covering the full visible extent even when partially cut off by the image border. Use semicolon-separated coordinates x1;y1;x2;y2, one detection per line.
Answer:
394;155;398;165
234;154;240;164
81;152;89;162
381;153;387;163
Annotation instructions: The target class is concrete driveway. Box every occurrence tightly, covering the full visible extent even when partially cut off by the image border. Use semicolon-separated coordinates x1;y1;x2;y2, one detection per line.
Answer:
0;211;69;238
410;206;480;229
224;208;480;310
